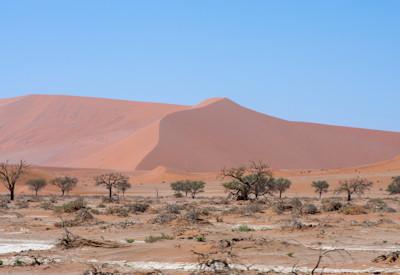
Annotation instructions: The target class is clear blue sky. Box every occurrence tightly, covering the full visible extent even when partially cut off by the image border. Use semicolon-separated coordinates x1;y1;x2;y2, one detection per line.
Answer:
1;1;399;131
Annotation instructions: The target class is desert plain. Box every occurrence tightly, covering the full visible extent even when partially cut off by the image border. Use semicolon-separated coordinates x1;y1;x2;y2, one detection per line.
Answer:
0;95;399;274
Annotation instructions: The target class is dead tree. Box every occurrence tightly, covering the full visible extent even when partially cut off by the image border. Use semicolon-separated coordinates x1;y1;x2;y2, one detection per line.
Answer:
95;173;129;199
0;160;28;201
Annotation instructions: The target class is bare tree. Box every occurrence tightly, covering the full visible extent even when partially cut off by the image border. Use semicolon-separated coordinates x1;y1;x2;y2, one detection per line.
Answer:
26;178;47;197
51;176;78;197
95;173;128;199
220;161;274;200
116;180;131;198
335;178;373;201
312;180;329;199
273;178;292;198
0;160;29;201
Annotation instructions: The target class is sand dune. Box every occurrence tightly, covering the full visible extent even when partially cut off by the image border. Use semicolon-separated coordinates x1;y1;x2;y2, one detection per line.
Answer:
1;94;400;172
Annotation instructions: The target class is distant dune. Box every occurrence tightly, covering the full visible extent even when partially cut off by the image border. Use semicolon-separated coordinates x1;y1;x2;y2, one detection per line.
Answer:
1;94;400;172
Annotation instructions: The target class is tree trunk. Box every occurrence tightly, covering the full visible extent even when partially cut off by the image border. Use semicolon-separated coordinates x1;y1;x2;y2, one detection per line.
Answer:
347;192;351;201
109;187;112;198
61;190;65;197
10;188;15;201
279;191;282;199
319;192;322;200
35;190;38;197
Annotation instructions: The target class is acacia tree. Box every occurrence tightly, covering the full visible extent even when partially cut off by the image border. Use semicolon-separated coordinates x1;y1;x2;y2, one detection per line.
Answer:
26;178;47;197
387;176;400;195
335;178;373;201
273;178;292;198
188;181;206;199
116;180;131;198
312;180;329;199
51;176;78;197
0;160;28;201
170;181;190;197
220;161;274;200
95;173;128;199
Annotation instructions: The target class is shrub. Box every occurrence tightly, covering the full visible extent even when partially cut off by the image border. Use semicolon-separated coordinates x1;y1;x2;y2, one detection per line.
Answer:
365;199;395;213
290;198;303;214
340;204;368;215
387;177;400;195
40;201;55;210
165;203;181;214
184;208;201;223
106;206;129;217
152;213;177;224
242;203;264;216
145;233;174;243
126;238;135;243
235;224;255;232
195;235;206;242
15;200;29;209
56;198;87;213
303;203;318;215
127;203;149;213
322;199;343;212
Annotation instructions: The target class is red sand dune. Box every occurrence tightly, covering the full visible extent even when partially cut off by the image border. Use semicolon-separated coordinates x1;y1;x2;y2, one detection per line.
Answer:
1;94;400;172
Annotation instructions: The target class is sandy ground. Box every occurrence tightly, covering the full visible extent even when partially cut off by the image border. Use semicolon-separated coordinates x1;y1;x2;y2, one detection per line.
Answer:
0;161;399;274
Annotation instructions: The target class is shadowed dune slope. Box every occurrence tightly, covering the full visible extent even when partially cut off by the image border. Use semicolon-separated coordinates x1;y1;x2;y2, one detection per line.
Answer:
1;95;400;172
137;98;400;172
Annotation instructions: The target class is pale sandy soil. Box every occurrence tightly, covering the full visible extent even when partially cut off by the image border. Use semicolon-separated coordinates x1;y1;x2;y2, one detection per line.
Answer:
0;158;399;274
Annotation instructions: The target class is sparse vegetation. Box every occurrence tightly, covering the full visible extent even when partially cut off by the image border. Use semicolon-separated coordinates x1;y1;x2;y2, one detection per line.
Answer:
145;233;174;243
335;178;373;201
220;161;274;200
116;180;131;198
273;178;292;198
170;180;206;199
312;180;329;199
387;176;400;195
51;176;78;197
25;178;47;196
235;224;255;232
95;173;129;199
0;160;28;201
56;198;87;213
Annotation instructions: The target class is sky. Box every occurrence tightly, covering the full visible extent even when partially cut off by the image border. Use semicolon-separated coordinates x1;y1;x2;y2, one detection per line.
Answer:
1;1;399;131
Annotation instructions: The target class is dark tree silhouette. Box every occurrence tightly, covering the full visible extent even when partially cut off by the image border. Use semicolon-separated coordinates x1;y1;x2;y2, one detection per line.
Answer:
0;160;28;201
51;176;78;197
95;173;128;199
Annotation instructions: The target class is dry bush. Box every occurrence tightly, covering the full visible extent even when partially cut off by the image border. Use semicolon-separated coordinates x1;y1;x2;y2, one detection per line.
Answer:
0;197;9;209
55;208;96;227
105;206;129;217
165;203;182;214
58;228;124;249
15;200;29;209
373;251;400;263
55;198;87;213
241;203;264;216
365;199;396;213
40;201;55;210
340;204;368;215
126;202;149;213
152;213;177;224
145;233;174;243
322;199;343;212
303;203;319;215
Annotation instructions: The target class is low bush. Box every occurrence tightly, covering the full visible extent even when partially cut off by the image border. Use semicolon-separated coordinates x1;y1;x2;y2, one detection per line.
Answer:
234;224;255;232
145;233;174;243
56;198;87;213
365;199;396;213
127;203;149;213
302;203;318;215
165;203;181;214
322;199;343;212
105;206;129;217
340;204;368;215
152;213;177;224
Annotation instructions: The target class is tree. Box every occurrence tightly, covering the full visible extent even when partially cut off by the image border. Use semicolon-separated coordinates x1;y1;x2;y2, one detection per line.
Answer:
170;180;206;199
220;161;274;200
51;176;78;197
312;180;329;199
116;180;131;198
26;178;47;197
335;178;373;201
387;176;400;195
0;160;28;201
95;173;128;199
188;181;206;199
273;178;292;198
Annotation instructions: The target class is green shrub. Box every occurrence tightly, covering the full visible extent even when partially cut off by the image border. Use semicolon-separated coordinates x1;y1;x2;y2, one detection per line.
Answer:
195;235;206;242
126;238;135;243
235;224;255;232
56;198;87;213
